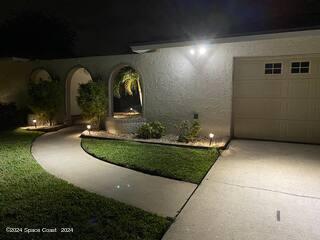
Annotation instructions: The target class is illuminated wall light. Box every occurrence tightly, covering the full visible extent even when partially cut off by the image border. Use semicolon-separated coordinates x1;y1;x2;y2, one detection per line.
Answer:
189;49;195;55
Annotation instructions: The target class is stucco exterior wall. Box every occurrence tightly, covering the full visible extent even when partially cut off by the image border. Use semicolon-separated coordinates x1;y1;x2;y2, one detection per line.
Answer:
0;59;33;106
4;33;320;138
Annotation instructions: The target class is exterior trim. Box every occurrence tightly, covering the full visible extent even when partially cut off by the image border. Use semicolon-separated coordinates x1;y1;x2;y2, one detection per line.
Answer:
131;29;320;53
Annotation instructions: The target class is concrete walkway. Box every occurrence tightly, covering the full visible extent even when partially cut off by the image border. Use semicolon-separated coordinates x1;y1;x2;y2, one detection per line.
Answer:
31;126;196;217
163;140;320;240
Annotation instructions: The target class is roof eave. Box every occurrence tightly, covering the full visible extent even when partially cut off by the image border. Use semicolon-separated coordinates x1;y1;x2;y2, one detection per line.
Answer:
131;29;320;53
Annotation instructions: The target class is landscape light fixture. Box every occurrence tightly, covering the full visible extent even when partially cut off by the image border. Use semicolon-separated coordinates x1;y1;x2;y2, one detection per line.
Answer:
209;133;214;146
87;124;91;135
130;107;133;111
33;119;37;128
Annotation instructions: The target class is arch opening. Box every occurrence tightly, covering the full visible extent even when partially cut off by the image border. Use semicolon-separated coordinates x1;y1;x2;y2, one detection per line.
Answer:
65;67;92;121
30;68;52;83
111;66;143;119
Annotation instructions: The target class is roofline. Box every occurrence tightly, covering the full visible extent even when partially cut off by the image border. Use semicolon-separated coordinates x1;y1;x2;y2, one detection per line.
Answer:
131;28;320;53
0;57;30;62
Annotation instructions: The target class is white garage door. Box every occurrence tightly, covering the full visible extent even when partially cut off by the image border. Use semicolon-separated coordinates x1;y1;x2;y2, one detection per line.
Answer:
233;55;320;144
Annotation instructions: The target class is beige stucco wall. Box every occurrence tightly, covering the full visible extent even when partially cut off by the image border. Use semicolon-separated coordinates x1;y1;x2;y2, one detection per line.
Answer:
0;59;33;106
3;33;320;138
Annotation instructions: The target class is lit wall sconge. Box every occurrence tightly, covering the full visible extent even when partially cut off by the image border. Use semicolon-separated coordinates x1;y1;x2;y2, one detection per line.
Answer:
189;46;207;56
33;119;37;128
209;133;214;146
87;124;91;134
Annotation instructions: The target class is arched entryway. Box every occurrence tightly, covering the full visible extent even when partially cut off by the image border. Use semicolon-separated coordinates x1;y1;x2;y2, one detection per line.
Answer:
28;68;54;126
107;64;145;134
109;65;143;118
30;68;52;83
65;66;92;121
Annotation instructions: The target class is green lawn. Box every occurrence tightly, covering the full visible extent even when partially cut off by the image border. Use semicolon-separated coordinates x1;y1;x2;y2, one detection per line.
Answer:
0;130;171;240
82;138;219;184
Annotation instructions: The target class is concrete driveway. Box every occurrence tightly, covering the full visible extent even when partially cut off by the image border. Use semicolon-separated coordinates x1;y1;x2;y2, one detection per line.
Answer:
163;140;320;240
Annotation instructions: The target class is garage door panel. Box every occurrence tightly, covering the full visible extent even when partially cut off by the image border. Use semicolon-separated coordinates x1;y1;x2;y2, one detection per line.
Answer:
308;101;320;120
234;81;286;98
288;79;310;98
309;80;320;98
233;55;320;144
234;62;263;80
310;122;320;142
234;99;285;119
234;118;283;140
286;99;309;120
286;121;310;141
234;60;285;81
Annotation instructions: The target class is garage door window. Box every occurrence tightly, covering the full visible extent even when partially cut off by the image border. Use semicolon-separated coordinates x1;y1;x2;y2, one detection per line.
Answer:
291;61;310;74
265;63;282;74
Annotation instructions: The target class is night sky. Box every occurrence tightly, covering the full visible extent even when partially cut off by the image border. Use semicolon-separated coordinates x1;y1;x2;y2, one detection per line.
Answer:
1;0;320;58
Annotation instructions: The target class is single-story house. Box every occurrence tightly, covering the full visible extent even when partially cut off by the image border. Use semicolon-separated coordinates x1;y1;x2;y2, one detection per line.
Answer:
1;28;320;144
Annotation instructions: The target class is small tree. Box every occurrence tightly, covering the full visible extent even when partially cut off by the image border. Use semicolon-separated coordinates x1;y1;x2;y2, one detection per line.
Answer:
28;78;63;126
113;66;143;106
77;80;107;129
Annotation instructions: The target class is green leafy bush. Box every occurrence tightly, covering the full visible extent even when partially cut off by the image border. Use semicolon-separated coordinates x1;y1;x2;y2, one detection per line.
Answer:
137;123;152;139
176;120;201;143
137;121;166;139
150;121;166;138
77;80;107;129
28;78;63;126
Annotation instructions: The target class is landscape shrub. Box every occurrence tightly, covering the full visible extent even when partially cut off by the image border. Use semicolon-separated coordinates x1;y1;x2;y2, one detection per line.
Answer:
137;123;153;139
149;121;166;138
137;121;166;139
176;120;201;143
28;78;63;126
77;80;107;129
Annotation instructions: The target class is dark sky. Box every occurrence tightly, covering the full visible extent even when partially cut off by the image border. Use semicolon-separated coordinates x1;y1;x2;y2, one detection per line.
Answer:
1;0;320;58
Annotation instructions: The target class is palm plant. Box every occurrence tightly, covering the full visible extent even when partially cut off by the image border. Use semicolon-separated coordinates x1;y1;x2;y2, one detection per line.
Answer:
113;67;143;106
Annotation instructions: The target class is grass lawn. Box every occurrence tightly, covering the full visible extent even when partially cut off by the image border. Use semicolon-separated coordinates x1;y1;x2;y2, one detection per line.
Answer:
82;138;219;184
0;130;171;240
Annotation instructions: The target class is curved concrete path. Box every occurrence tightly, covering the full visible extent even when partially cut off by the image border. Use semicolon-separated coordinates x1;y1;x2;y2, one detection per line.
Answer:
32;126;196;217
